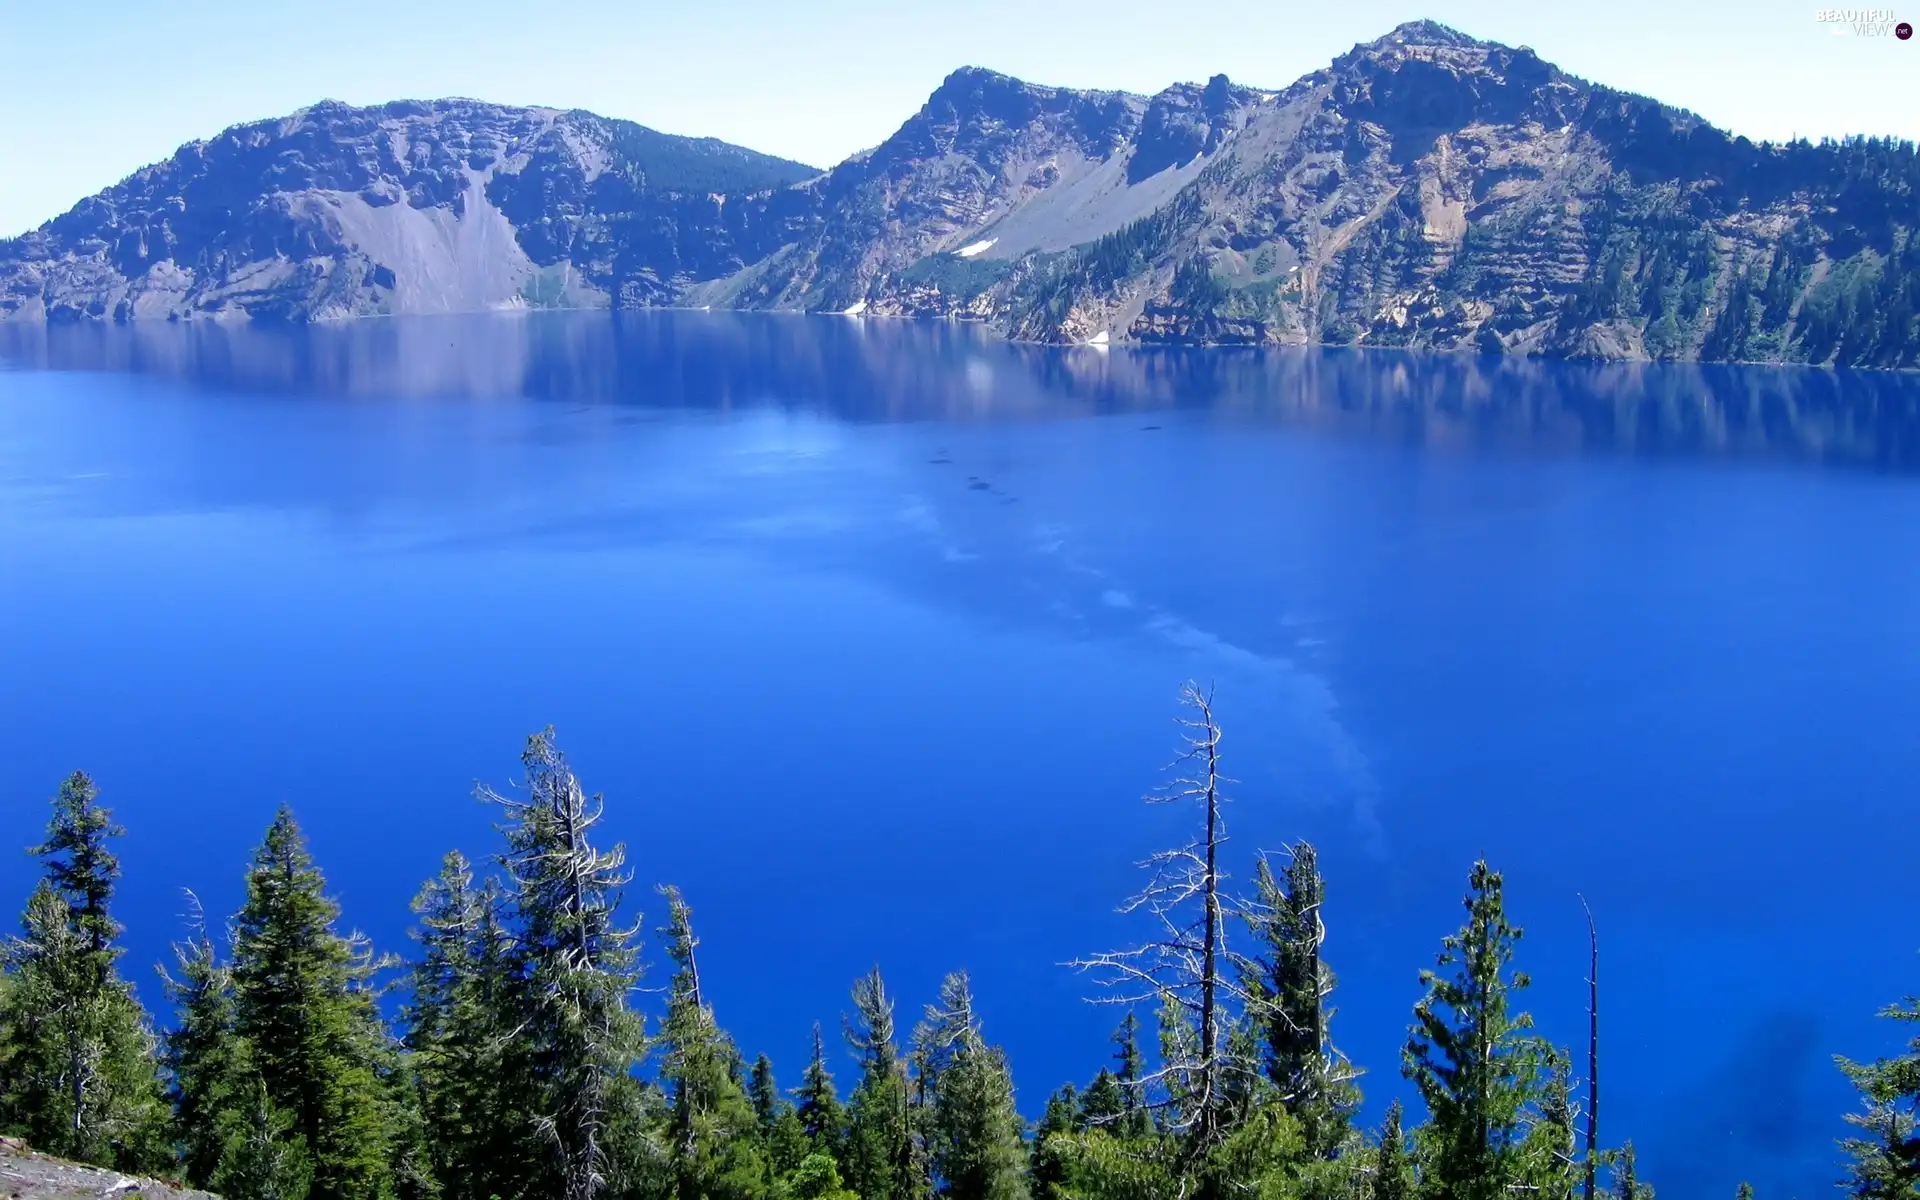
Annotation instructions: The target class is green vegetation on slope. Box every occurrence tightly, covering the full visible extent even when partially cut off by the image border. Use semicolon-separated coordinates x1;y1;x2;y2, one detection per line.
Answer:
602;121;819;196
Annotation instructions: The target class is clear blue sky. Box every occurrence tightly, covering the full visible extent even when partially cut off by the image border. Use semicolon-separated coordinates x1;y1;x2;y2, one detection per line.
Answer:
2;0;1914;237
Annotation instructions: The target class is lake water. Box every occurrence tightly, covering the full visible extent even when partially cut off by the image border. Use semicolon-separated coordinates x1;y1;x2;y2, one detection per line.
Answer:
3;312;1917;1197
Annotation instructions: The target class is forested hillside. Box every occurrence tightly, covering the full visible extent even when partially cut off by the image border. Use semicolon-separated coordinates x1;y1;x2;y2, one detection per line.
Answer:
1;688;1915;1199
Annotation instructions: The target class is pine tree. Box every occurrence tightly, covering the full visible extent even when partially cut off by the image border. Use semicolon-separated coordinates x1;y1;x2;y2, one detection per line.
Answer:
160;901;254;1189
213;1076;315;1200
1372;1100;1415;1200
483;729;647;1200
405;851;519;1200
0;968;14;1124
1240;843;1361;1159
1029;1084;1081;1200
1078;1071;1123;1131
795;1022;849;1163
751;1054;782;1132
0;773;167;1171
1526;1048;1578;1200
1734;1184;1755;1200
1836;990;1920;1198
656;885;766;1200
34;773;125;964
230;806;400;1200
1109;1015;1152;1142
1403;860;1544;1200
1612;1141;1650;1200
844;967;926;1200
748;1053;809;1180
787;1152;861;1200
914;972;1028;1200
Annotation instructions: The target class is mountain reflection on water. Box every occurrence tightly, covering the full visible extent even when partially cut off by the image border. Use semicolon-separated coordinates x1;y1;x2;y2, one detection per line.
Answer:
5;311;1919;470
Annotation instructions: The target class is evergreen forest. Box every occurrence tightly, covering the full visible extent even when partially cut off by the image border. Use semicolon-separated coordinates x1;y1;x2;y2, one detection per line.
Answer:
2;686;1915;1200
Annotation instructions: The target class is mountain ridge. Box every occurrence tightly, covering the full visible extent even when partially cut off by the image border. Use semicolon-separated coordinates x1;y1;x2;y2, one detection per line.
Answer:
4;20;1915;368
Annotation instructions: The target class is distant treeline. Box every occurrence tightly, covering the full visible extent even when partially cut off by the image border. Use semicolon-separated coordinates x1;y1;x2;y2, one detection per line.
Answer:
0;686;1914;1200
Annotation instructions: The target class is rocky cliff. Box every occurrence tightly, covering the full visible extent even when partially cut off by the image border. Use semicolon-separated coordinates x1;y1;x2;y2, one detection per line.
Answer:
4;21;1915;367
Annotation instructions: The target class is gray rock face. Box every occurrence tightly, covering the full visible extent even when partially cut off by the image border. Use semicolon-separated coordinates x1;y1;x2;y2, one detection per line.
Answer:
0;99;816;323
0;1138;218;1199
5;22;1915;367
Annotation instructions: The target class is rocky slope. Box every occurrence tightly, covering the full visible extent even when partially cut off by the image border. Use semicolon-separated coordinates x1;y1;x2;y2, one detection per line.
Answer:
0;1138;217;1199
3;21;1915;367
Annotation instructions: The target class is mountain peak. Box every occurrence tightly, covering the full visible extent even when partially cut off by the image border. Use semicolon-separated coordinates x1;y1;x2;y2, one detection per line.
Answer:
939;64;1019;89
1374;19;1485;48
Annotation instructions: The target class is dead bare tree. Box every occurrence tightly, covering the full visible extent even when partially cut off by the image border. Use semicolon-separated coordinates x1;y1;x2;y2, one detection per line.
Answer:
1579;894;1599;1200
1069;682;1250;1152
483;728;644;1200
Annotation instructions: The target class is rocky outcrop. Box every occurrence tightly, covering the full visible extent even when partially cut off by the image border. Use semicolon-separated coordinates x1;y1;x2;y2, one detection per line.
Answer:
4;22;1915;367
0;1138;217;1199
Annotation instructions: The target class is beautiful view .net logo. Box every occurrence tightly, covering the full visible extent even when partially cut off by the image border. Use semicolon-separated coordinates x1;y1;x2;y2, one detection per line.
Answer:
1814;7;1913;35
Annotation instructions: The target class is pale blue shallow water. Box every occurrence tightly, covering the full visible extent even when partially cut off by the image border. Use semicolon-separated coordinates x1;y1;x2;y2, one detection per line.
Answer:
3;313;1918;1197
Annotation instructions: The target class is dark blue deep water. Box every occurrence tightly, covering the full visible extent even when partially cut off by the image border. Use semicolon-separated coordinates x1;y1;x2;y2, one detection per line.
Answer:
4;313;1918;1197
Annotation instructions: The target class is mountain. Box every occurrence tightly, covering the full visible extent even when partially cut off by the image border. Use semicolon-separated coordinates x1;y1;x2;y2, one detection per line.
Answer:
4;22;1916;368
0;100;818;321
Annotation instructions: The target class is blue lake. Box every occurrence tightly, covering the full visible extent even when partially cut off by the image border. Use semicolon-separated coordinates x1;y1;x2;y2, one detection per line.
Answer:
3;312;1918;1197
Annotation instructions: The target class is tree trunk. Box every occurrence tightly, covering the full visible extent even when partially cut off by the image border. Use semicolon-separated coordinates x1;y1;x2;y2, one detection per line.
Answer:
1581;896;1599;1200
1197;692;1222;1147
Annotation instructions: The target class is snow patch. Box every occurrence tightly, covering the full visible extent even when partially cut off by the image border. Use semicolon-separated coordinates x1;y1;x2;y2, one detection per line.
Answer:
954;238;998;259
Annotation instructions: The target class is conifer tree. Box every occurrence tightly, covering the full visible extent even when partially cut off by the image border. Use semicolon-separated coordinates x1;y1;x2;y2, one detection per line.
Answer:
1029;1084;1081;1200
213;1076;315;1200
1240;843;1361;1159
1612;1142;1649;1200
751;1054;782;1132
1734;1184;1755;1200
35;773;125;963
405;851;519;1200
748;1054;809;1179
913;972;1028;1200
0;968;14;1121
160;900;256;1189
844;967;927;1200
787;1152;861;1200
1403;860;1544;1200
1108;1015;1152;1142
0;773;167;1171
1372;1100;1415;1200
230;806;400;1200
1836;990;1920;1197
1527;1048;1579;1200
657;885;766;1200
482;729;647;1200
1078;1071;1123;1130
796;1022;849;1163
